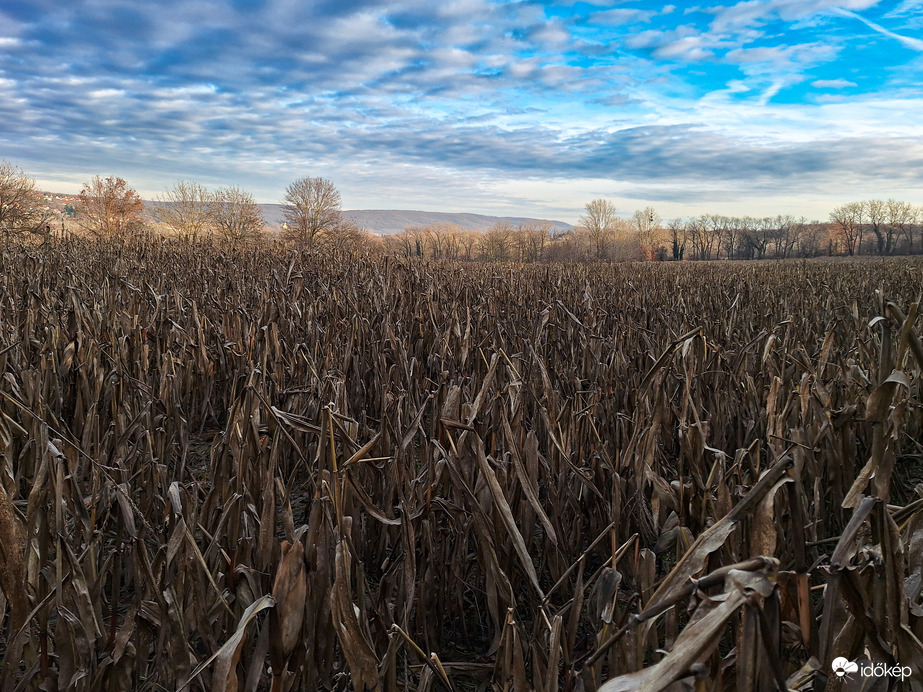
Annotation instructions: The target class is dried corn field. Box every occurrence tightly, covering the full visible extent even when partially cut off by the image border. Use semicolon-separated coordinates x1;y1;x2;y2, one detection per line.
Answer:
0;238;922;692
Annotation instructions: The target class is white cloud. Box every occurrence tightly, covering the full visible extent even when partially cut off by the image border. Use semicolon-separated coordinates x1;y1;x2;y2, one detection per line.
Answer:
884;0;923;18
628;25;723;61
759;80;784;104
656;35;714;61
812;78;858;88
710;0;880;32
590;8;655;26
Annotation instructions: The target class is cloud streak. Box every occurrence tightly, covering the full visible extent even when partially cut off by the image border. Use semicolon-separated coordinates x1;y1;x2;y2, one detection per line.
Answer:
812;78;858;88
836;8;923;51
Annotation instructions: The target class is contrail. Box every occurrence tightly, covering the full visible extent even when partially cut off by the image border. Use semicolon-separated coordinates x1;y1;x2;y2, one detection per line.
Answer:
836;8;923;51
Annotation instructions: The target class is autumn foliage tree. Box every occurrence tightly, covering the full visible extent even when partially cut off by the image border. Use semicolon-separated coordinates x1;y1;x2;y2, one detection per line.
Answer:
77;176;144;239
0;160;52;240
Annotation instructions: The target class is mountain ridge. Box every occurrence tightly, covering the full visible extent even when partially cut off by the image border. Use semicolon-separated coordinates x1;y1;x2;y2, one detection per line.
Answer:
261;205;574;235
39;191;575;236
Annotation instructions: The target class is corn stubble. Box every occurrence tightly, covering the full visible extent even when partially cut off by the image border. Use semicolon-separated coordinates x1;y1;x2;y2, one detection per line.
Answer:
0;238;922;691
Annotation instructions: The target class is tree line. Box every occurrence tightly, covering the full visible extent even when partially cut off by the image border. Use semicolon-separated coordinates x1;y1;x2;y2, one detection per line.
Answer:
383;199;923;262
2;160;921;261
0;162;362;249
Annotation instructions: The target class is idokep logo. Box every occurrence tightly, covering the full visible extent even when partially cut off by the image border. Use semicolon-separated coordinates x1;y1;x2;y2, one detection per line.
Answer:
831;656;912;682
831;657;858;678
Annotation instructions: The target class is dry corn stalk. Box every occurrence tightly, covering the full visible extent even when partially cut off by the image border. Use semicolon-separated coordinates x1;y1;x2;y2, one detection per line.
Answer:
0;237;920;691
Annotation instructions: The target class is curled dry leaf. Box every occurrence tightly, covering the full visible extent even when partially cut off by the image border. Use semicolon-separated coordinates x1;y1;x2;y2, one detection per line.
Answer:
269;539;306;681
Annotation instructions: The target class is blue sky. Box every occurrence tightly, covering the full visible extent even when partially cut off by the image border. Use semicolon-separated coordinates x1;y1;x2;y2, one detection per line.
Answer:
1;0;921;222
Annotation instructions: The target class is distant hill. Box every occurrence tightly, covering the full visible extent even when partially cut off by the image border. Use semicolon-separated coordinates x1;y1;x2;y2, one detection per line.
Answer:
260;205;573;235
42;192;574;236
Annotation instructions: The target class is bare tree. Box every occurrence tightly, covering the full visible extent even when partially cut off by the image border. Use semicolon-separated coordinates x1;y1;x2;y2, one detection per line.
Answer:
607;217;642;261
722;217;745;260
739;218;770;259
703;214;727;259
783;217;807;259
326;217;375;254
514;222;551;263
424;223;462;259
155;180;213;241
915;206;923;254
458;229;479;261
829;202;864;256
667;218;686;260
0;161;53;240
579;198;618;259
392;227;420;257
76;176;144;239
405;226;428;257
795;221;827;258
865;199;891;255
480;222;514;262
755;217;777;259
212;186;264;246
767;215;796;259
686;216;709;260
441;223;462;260
633;207;661;260
886;200;917;253
281;177;341;246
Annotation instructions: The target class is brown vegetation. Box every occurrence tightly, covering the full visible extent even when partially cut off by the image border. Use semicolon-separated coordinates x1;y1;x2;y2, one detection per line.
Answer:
0;162;54;240
76;176;144;239
0;236;922;690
